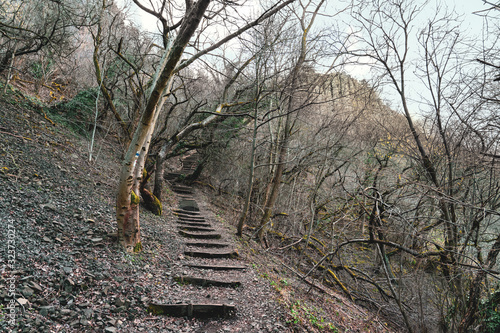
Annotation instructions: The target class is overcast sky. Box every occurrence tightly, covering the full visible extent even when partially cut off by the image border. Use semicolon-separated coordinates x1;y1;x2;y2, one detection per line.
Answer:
119;0;495;114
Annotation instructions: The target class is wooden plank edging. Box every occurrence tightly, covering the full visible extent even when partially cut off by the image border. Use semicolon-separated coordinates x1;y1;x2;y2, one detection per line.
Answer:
147;303;235;317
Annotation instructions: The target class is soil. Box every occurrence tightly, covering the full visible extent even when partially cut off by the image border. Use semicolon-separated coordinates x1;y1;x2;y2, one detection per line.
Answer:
0;100;396;332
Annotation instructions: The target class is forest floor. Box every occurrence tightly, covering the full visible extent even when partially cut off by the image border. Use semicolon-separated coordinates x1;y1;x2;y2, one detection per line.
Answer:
0;98;396;332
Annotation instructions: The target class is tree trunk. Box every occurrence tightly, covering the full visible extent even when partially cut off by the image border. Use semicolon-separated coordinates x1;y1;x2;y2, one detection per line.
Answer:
2;48;16;95
258;112;291;241
153;141;173;201
458;234;500;332
237;107;258;236
92;0;131;142
116;0;211;252
153;104;228;202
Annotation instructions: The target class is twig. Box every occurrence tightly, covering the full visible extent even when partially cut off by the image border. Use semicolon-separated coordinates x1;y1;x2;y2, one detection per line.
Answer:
279;260;342;301
0;130;32;141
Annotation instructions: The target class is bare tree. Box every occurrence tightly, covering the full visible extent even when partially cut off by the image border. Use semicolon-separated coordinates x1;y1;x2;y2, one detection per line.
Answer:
340;0;500;330
115;0;295;252
0;0;94;73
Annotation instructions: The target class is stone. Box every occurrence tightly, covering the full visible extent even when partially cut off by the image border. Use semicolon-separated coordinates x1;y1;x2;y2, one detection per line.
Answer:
104;328;117;333
21;287;34;297
62;267;73;274
39;306;55;317
112;306;126;313
114;276;124;283
17;298;29;305
83;308;93;318
30;282;43;293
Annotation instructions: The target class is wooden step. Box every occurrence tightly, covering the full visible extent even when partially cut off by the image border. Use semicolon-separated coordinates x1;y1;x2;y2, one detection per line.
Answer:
174;276;241;288
179;226;216;232
179;230;221;239
165;173;182;180
184;241;229;248
185;263;247;271
177;196;195;201
172;184;193;190
179;219;207;225
178;216;206;222
184;249;238;259
176;212;204;218
177;221;212;228
172;189;193;195
173;209;201;216
148;303;235;318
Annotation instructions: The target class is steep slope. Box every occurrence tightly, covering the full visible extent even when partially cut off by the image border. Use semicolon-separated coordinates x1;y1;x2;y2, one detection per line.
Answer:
0;97;395;332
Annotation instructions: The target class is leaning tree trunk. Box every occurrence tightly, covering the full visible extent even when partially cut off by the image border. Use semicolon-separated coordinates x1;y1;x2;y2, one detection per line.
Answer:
116;0;211;252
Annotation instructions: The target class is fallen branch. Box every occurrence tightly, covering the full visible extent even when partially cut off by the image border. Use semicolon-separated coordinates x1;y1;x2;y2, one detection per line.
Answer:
0;130;32;141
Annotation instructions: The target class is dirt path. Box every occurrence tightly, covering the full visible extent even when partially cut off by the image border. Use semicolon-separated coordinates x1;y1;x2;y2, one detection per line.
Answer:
148;154;290;332
0;101;395;332
0;102;289;333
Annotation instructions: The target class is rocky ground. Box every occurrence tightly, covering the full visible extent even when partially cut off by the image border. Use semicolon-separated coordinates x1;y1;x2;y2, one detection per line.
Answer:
0;100;396;332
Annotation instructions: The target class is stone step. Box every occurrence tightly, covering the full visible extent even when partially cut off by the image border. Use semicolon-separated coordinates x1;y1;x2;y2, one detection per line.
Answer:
148;303;235;318
179;226;216;232
174;276;241;288
179;199;199;212
184;249;238;259
179;230;221;239
184;241;229;248
185;263;247;271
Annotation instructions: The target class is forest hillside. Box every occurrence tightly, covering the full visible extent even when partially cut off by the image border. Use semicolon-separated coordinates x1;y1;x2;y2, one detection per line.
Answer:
2;0;500;332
